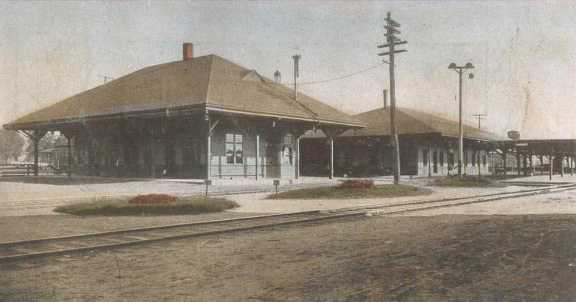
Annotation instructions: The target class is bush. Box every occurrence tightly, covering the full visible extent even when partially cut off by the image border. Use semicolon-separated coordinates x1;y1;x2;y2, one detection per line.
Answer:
129;194;177;205
54;196;239;216
268;184;429;200
337;179;375;189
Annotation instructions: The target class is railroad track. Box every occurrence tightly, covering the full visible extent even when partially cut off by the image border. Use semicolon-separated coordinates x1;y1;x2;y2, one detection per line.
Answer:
1;183;576;263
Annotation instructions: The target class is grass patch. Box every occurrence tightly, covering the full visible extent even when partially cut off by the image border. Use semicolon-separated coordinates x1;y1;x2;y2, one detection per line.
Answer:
432;176;502;187
268;184;429;200
54;196;239;216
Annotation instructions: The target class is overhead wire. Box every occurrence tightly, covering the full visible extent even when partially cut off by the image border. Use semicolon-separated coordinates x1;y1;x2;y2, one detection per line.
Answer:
291;62;386;86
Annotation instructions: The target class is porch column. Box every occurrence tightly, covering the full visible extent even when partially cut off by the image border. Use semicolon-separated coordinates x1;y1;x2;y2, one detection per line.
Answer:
549;153;553;181
540;155;544;175
516;151;521;176
62;130;75;179
329;136;334;179
255;134;260;180
428;146;432;177
529;152;534;176
560;155;565;177
67;136;72;178
477;150;481;177
295;136;300;179
502;149;508;177
571;156;574;176
321;127;346;180
205;112;212;180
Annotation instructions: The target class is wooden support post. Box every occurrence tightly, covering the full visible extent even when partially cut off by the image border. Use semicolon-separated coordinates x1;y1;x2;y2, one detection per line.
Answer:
522;153;528;176
206;134;211;179
255;134;260;180
516;151;521;176
571;156;574;176
33;137;39;176
560;155;565;178
205;112;212;180
321;127;345;180
428;146;432;177
502;149;508;177
295;136;300;179
329;136;334;179
529;152;534;176
540;155;544;175
477;150;481;177
62;130;75;179
549;153;553;181
67;136;72;178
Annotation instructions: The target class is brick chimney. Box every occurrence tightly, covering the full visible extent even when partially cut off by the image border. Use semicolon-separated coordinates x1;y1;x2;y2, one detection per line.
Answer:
183;43;194;61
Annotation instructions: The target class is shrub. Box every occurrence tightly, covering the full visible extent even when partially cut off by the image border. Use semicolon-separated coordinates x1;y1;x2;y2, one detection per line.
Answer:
129;194;177;205
55;196;239;216
337;179;375;189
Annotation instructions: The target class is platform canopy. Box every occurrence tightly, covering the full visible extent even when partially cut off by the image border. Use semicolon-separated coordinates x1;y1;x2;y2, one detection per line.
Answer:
495;139;576;155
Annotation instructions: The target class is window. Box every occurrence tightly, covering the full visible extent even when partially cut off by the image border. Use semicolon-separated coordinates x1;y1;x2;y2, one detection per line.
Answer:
225;133;243;164
283;134;294;165
422;149;429;166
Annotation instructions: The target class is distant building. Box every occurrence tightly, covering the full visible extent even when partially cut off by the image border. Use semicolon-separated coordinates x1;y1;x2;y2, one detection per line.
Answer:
301;107;503;177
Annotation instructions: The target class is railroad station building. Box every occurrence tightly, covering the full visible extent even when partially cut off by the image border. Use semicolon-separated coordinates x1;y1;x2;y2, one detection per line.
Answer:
301;107;503;177
3;43;363;179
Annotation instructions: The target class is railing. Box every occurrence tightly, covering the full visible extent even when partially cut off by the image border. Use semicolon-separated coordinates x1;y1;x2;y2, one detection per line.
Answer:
0;163;34;177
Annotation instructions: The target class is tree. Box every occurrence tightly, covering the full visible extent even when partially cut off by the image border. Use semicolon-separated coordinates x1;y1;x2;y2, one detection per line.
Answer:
0;130;25;163
24;131;67;161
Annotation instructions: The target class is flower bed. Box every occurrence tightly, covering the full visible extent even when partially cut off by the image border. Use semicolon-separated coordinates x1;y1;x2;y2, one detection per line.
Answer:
337;179;375;189
129;194;177;205
55;196;239;216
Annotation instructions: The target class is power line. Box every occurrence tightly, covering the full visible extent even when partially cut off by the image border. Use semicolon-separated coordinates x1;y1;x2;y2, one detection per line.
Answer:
290;62;385;86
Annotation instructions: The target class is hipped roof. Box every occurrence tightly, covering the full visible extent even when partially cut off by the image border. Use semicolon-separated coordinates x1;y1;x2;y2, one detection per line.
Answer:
4;54;362;129
338;107;504;141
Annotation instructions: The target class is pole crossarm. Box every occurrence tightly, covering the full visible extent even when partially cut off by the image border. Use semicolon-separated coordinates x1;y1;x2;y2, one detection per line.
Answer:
378;49;407;56
377;41;407;48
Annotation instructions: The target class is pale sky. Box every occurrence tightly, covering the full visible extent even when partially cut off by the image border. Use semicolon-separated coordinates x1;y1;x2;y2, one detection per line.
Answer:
1;1;576;139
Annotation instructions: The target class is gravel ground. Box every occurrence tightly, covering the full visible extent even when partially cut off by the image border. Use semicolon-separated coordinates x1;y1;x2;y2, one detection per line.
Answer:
1;214;576;301
0;212;266;243
403;188;576;216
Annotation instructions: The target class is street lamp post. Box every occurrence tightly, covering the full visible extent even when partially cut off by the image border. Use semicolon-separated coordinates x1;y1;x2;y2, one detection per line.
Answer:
448;62;474;178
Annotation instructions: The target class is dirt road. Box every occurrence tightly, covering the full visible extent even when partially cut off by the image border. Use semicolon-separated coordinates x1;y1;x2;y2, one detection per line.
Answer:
2;214;576;301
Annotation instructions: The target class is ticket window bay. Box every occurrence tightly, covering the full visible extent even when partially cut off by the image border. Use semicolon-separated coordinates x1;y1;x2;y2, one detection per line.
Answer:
225;133;243;165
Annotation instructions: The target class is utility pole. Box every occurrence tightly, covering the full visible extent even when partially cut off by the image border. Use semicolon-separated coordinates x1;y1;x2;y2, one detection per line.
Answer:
378;12;407;185
448;62;474;178
472;113;486;129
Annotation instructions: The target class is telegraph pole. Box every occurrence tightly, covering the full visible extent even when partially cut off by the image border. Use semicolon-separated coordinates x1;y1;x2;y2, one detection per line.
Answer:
472;113;486;129
378;12;407;185
448;62;474;178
